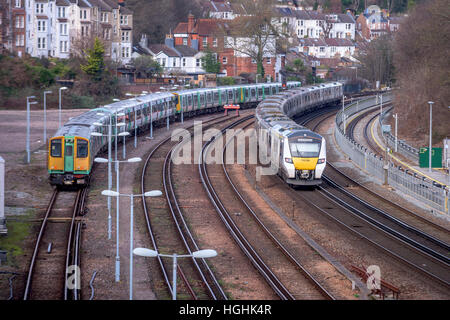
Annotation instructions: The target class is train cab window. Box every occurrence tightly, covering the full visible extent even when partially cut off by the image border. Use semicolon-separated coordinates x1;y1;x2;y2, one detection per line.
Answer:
289;141;321;158
77;140;88;158
51;139;62;157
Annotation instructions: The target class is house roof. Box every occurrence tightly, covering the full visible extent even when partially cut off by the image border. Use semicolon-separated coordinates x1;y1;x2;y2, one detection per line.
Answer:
298;38;327;47
206;1;232;13
174;45;198;57
324;38;354;47
148;44;180;57
174;18;220;35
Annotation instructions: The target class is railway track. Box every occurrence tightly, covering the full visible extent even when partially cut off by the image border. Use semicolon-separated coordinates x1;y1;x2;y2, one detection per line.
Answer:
141;114;235;300
23;187;87;300
199;115;335;300
296;107;450;289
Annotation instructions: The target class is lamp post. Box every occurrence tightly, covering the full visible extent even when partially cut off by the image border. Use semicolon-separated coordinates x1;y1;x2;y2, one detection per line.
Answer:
43;90;52;144
428;101;434;173
102;189;162;299
92;120;128;239
26;96;37;164
393;113;398;152
97;157;141;282
133;247;217;300
58;87;68;129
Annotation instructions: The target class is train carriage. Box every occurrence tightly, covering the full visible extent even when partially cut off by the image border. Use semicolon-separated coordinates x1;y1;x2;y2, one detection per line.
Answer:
48;81;301;187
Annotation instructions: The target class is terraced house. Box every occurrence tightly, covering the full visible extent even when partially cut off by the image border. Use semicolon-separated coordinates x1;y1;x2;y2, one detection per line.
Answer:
23;0;132;63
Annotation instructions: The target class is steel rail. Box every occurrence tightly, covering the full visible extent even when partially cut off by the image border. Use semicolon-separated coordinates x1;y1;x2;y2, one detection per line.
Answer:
23;189;58;300
199;115;295;300
141;114;232;299
221;118;336;300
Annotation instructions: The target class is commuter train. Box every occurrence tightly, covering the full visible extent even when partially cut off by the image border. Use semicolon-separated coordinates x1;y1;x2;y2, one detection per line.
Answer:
48;81;301;187
255;82;343;186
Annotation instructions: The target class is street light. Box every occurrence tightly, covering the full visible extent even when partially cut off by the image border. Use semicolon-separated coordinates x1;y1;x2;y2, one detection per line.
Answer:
102;189;162;299
43;90;52;144
26;96;37;164
92;119;129;239
428;101;434;173
58;87;68;129
133;247;217;300
96;157;141;282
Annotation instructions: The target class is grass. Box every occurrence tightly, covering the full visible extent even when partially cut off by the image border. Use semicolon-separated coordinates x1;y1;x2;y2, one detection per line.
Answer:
0;209;33;267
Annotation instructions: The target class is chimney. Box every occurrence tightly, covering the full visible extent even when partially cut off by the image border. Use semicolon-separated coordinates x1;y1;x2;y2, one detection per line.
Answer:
118;0;125;6
140;34;148;49
165;34;174;48
191;39;199;51
188;12;195;34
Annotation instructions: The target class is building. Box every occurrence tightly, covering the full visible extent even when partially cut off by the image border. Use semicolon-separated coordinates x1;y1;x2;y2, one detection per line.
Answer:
293;10;356;40
0;0;26;56
23;0;132;64
298;37;355;59
356;5;389;40
172;12;278;80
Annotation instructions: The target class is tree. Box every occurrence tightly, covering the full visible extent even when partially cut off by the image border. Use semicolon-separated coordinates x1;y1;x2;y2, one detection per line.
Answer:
216;0;279;78
80;38;105;81
201;49;221;74
132;55;162;78
357;34;395;87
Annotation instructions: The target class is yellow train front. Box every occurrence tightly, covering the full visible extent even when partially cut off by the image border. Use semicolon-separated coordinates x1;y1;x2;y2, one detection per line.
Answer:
48;131;91;187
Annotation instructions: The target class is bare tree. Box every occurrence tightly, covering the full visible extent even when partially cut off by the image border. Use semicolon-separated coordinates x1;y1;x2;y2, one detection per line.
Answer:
216;0;279;76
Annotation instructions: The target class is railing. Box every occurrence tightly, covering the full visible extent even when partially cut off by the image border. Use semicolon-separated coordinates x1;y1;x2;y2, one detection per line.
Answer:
335;94;449;215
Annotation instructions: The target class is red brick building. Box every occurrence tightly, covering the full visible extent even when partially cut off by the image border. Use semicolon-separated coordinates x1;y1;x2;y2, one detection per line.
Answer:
172;13;277;80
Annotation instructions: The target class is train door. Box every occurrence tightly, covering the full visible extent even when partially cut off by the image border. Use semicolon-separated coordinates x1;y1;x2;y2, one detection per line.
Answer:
64;137;74;172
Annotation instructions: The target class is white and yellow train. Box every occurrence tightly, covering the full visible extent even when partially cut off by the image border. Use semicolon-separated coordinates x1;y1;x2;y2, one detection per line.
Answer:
255;82;343;186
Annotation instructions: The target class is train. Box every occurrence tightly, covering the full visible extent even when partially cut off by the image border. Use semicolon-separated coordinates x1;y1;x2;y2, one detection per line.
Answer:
48;81;301;187
255;82;343;186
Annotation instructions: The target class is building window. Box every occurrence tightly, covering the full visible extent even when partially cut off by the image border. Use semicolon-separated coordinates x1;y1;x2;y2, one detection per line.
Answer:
15;16;24;28
173;59;176;67
121;31;129;42
213;37;218;47
266;57;271;64
182;58;186;67
196;58;201;67
60;40;68;53
319;47;325;53
58;6;66;18
182;37;187;46
15;0;21;8
81;25;89;37
121;47;130;58
202;37;207;48
37;37;46;49
80;9;87;20
222;56;227;64
37;20;46;32
15;34;24;46
59;23;67;35
120;15;128;25
35;3;44;14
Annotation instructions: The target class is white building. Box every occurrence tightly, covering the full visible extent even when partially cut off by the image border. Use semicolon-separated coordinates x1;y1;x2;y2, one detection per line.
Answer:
293;10;355;40
298;37;355;59
25;0;132;64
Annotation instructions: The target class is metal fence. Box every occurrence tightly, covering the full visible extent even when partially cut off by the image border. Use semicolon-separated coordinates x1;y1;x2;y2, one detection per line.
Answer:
335;94;449;214
380;110;420;162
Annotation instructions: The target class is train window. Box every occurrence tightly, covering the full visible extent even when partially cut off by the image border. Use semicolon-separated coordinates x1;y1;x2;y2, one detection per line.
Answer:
213;92;219;102
77;140;88;158
264;87;270;95
207;93;212;103
251;89;256;98
188;95;192;106
289;142;321;158
66;145;73;157
51;139;62;157
221;91;226;102
200;94;205;105
258;88;263;96
228;90;233;100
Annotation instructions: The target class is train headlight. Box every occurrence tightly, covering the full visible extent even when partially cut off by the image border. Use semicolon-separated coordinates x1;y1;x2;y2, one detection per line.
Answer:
318;158;325;164
285;158;293;164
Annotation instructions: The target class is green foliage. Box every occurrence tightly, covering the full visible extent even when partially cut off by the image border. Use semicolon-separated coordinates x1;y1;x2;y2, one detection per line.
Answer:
132;55;162;77
201;49;221;74
80;38;106;80
217;76;235;86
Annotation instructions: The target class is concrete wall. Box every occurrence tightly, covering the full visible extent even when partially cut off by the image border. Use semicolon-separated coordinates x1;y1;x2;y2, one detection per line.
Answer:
0;156;5;235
